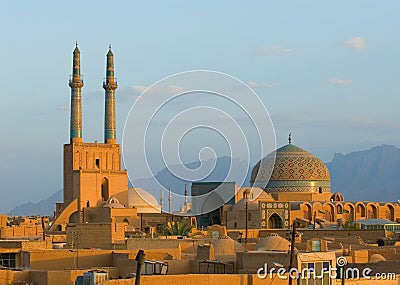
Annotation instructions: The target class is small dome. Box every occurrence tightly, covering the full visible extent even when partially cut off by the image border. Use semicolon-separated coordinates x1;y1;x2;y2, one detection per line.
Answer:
251;144;330;193
212;236;246;255
331;192;344;201
369;254;386;263
103;197;124;208
254;234;291;252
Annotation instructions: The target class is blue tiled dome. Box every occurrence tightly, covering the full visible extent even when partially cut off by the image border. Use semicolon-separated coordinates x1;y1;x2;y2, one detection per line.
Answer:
251;144;330;193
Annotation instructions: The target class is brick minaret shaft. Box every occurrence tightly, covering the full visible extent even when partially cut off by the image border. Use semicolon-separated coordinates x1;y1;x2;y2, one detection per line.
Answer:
69;43;84;143
103;45;118;144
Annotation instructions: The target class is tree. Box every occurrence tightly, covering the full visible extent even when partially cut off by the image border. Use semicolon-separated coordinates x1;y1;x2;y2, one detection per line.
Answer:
161;220;192;236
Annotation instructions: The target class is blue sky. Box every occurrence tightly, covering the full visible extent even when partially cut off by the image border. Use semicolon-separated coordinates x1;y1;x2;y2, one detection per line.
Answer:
1;1;399;212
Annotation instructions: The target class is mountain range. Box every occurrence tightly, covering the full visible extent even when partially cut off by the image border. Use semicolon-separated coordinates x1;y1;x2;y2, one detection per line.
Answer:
10;144;400;216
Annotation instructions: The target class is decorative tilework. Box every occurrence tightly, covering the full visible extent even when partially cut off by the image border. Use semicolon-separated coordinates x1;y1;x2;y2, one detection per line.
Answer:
259;201;290;229
251;144;331;192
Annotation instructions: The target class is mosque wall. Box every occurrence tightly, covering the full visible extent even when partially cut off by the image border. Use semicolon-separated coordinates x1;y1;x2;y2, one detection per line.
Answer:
63;142;129;212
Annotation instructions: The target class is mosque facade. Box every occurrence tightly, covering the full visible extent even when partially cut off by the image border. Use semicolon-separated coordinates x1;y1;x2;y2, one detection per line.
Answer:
51;45;161;233
222;138;400;230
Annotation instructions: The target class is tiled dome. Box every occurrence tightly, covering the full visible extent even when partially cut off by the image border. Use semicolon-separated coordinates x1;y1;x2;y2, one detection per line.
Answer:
251;144;331;193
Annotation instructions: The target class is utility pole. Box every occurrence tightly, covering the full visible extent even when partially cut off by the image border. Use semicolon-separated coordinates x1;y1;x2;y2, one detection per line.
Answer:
245;201;248;244
41;217;46;241
313;211;316;230
135;250;145;285
288;221;297;285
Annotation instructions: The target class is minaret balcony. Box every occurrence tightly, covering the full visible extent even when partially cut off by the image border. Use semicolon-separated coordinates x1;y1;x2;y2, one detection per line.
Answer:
103;78;118;90
69;75;84;88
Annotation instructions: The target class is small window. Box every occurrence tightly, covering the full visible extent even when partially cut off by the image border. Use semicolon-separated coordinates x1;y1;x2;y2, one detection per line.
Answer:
95;159;100;168
319;187;323;193
0;253;16;268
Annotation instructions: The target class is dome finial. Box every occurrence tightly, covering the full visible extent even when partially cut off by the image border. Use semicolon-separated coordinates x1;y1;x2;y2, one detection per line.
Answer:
288;133;292;144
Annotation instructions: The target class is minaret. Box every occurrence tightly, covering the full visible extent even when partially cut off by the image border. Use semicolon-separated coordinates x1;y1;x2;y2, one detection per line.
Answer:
103;45;118;144
160;189;164;212
184;184;188;205
69;42;84;143
168;187;172;213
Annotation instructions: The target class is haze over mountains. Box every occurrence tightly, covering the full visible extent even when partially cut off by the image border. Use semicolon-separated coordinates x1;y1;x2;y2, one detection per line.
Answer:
9;144;400;216
326;144;400;202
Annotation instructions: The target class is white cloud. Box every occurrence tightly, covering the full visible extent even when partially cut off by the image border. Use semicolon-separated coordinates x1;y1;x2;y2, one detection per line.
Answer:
247;81;280;88
257;45;293;56
344;37;367;50
130;84;185;96
130;85;148;94
328;77;352;85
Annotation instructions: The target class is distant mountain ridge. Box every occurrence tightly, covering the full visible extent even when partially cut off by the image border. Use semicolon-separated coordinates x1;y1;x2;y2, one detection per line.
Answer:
10;144;400;216
327;144;400;202
10;190;62;216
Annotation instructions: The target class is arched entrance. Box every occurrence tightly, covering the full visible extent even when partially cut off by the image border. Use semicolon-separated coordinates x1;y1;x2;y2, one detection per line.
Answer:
356;203;366;220
323;203;335;222
344;203;355;222
367;204;377;219
386;204;395;221
101;178;109;201
268;213;283;229
303;203;312;220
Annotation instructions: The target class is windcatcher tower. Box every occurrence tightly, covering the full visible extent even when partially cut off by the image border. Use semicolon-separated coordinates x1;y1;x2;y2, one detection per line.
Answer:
69;43;84;143
103;45;118;144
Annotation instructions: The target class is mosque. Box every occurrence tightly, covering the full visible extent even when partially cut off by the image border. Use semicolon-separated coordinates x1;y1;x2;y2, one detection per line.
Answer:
221;135;400;231
51;44;162;234
51;44;400;240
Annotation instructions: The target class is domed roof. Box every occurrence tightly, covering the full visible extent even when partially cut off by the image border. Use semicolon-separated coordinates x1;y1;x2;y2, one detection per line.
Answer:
251;143;330;193
369;254;386;263
128;188;161;213
211;236;246;255
254;234;291;252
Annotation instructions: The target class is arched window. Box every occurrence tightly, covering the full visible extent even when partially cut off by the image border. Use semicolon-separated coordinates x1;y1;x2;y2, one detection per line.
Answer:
101;178;109;201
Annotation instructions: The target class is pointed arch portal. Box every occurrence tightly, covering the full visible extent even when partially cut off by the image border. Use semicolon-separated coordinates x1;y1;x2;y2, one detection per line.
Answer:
268;213;283;229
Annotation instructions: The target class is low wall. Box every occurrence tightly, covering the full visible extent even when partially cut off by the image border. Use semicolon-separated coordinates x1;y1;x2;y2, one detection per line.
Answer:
22;249;114;270
0;269;29;284
258;229;387;244
126;238;209;254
